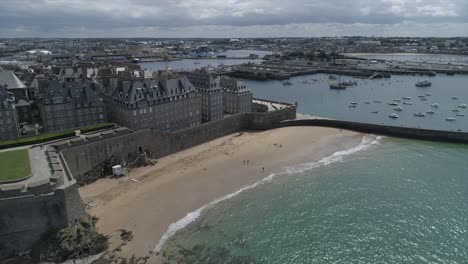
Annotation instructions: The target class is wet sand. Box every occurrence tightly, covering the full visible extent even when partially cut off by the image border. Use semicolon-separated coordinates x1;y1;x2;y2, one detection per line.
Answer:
79;127;363;263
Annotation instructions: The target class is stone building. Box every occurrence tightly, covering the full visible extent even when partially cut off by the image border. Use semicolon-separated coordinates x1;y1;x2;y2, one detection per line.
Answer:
220;77;252;114
104;76;201;132
185;72;223;123
38;80;106;132
0;70;29;100
0;84;19;140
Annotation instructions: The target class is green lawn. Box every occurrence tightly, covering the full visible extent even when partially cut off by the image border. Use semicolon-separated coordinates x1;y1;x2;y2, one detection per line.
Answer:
0;149;31;182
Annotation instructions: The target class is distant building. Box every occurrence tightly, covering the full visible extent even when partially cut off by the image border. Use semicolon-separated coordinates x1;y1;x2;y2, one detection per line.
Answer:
31;75;54;98
0;71;29;100
0;85;19;140
104;76;201;132
220;77;252;114
185;72;223;122
356;40;381;47
38;80;106;132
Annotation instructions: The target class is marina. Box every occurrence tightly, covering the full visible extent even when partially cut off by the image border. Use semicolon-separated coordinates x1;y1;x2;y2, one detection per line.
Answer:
246;72;468;132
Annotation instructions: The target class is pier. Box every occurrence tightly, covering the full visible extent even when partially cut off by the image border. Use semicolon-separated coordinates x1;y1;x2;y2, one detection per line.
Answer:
280;118;468;144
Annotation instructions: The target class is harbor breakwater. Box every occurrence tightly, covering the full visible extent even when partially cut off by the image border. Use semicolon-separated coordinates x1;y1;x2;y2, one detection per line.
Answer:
280;118;468;144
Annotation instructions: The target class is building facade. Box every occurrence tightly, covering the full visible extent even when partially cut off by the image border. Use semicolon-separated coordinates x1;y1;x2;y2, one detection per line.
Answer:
104;76;201;132
220;77;253;114
0;85;19;140
38;80;106;132
185;72;223;123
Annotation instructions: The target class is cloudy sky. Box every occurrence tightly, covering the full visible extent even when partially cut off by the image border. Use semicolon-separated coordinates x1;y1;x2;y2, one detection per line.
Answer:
1;0;468;38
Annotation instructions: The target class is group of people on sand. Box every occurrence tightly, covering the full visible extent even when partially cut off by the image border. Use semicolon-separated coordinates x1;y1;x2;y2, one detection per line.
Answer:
243;160;266;173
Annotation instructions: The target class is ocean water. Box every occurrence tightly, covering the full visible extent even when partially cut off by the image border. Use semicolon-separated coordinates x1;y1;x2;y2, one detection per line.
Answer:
162;137;468;263
245;74;468;132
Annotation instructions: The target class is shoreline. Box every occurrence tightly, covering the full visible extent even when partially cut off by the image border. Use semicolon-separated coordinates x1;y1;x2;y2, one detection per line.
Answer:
79;127;365;263
343;52;468;57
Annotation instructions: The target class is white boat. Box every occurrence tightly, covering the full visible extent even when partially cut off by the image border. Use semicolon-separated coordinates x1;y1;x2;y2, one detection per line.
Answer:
374;100;382;103
446;117;456;121
394;106;403;111
393;99;402;102
389;114;399;119
402;97;412;100
388;102;398;106
364;101;371;104
452;109;460;112
414;112;426;117
350;101;358;105
420;98;427;101
418;95;426;98
427;110;435;114
403;101;413;105
371;111;379;114
430;103;439;108
458;104;467;108
456;113;465;117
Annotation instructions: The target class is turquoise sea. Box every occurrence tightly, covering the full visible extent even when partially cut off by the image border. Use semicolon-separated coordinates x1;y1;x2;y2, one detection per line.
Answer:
158;56;468;263
162;137;468;263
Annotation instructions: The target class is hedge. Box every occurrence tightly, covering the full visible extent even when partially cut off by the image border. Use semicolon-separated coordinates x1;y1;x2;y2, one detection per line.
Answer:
0;123;115;150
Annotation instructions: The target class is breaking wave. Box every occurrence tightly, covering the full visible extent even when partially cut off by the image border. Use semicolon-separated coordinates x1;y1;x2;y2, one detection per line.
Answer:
153;134;382;253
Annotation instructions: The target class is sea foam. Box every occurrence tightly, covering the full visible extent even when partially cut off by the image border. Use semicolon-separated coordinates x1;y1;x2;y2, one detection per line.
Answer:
153;134;382;253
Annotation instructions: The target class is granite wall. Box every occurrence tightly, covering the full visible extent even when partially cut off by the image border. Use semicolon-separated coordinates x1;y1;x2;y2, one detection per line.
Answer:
279;119;468;143
61;107;296;183
0;183;84;253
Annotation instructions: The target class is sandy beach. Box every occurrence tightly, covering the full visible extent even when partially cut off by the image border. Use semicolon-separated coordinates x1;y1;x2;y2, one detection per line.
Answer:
79;126;363;263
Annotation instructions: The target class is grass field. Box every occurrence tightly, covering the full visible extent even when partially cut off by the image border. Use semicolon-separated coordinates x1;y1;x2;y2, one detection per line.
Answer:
0;149;31;182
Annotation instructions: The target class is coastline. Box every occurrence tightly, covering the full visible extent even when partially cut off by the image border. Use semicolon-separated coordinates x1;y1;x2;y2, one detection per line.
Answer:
79;127;365;263
343;52;468;56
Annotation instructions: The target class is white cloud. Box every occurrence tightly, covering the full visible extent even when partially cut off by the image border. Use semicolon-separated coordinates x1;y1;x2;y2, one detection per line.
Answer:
0;0;467;37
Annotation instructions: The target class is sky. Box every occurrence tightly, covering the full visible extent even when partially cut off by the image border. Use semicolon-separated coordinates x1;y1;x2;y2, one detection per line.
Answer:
1;0;468;38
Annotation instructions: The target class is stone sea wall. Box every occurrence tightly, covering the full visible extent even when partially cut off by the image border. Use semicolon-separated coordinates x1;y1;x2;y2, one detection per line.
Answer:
61;107;296;184
280;119;468;143
0;183;84;253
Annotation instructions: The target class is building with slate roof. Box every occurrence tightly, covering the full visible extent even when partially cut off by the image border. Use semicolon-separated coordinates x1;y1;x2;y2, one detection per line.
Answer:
38;80;106;132
220;77;253;114
185;72;223;123
0;70;29;100
0;84;19;140
104;76;201;132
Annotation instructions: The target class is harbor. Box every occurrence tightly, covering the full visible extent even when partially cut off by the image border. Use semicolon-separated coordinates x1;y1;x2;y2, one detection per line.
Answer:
228;58;468;80
245;72;468;132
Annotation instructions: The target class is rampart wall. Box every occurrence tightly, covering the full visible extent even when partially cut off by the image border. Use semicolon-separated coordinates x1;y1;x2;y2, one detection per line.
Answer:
61;107;296;183
0;183;83;253
280;119;468;143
